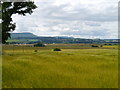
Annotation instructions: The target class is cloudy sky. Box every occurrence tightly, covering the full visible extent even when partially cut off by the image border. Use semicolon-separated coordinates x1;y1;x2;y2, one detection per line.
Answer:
12;0;118;39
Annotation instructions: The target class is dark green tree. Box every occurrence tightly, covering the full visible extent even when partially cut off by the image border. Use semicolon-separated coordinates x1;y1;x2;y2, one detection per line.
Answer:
34;42;45;47
1;1;37;43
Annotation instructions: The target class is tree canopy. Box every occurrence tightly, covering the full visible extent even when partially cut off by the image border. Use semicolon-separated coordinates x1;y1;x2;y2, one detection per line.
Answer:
0;1;37;43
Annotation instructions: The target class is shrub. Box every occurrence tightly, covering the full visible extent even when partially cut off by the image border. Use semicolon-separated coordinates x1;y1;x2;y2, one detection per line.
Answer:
100;45;103;47
104;44;107;45
34;43;45;47
91;45;99;47
34;50;38;52
53;48;61;51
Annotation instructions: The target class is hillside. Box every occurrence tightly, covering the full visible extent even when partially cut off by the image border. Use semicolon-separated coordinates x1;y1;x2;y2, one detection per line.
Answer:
10;33;38;39
7;33;119;44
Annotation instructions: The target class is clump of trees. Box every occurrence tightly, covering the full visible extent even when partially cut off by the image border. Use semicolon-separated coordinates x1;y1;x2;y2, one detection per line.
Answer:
34;43;45;47
100;45;103;47
104;43;116;46
91;44;103;48
53;48;61;51
91;45;99;47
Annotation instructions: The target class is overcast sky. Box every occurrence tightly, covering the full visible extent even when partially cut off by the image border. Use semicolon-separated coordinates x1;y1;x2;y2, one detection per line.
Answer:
12;0;118;39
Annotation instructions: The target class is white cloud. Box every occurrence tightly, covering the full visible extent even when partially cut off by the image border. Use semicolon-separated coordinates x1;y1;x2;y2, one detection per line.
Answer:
12;0;119;39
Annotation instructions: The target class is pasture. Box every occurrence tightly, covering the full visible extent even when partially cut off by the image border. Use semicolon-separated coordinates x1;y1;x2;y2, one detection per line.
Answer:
2;44;118;88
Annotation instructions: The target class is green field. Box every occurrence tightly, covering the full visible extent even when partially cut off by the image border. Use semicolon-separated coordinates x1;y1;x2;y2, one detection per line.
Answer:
2;44;118;88
7;39;38;43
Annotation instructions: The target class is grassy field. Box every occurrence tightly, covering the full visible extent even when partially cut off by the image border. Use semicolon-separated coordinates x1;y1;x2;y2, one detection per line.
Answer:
7;39;38;42
2;44;118;88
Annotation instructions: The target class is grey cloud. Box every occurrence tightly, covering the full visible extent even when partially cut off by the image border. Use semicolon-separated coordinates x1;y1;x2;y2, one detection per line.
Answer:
12;1;118;39
35;2;118;22
84;6;118;22
85;22;101;26
90;29;109;36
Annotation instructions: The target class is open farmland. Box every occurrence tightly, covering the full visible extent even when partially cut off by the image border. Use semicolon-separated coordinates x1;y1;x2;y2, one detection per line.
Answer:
2;44;118;88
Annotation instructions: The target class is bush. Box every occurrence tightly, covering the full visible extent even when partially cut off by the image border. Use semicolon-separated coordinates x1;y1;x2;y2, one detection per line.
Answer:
53;48;61;51
34;50;38;52
104;44;107;45
91;45;99;47
34;43;45;47
100;45;103;47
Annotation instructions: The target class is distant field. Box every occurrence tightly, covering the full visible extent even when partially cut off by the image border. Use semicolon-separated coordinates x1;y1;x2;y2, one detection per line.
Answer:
7;39;38;42
2;44;118;88
2;44;118;51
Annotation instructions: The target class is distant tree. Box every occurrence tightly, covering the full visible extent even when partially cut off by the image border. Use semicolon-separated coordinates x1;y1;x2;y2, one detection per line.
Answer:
34;42;45;47
91;45;99;47
1;1;37;43
53;48;61;51
34;50;38;52
100;45;103;47
109;44;112;45
104;43;107;45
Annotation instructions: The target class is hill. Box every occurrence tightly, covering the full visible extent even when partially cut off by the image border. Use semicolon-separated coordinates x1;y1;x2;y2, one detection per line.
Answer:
7;33;119;44
10;33;38;39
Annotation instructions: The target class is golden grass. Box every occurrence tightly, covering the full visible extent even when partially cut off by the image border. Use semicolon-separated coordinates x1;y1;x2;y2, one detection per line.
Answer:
2;47;118;88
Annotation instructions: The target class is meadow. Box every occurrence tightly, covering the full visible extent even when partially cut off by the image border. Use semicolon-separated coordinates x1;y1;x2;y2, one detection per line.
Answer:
2;44;118;88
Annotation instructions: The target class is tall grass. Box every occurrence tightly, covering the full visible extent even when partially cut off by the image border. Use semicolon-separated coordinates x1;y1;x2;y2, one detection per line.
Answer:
2;48;118;88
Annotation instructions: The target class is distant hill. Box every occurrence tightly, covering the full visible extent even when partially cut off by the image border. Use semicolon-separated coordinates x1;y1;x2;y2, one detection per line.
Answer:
10;33;38;39
7;33;119;44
